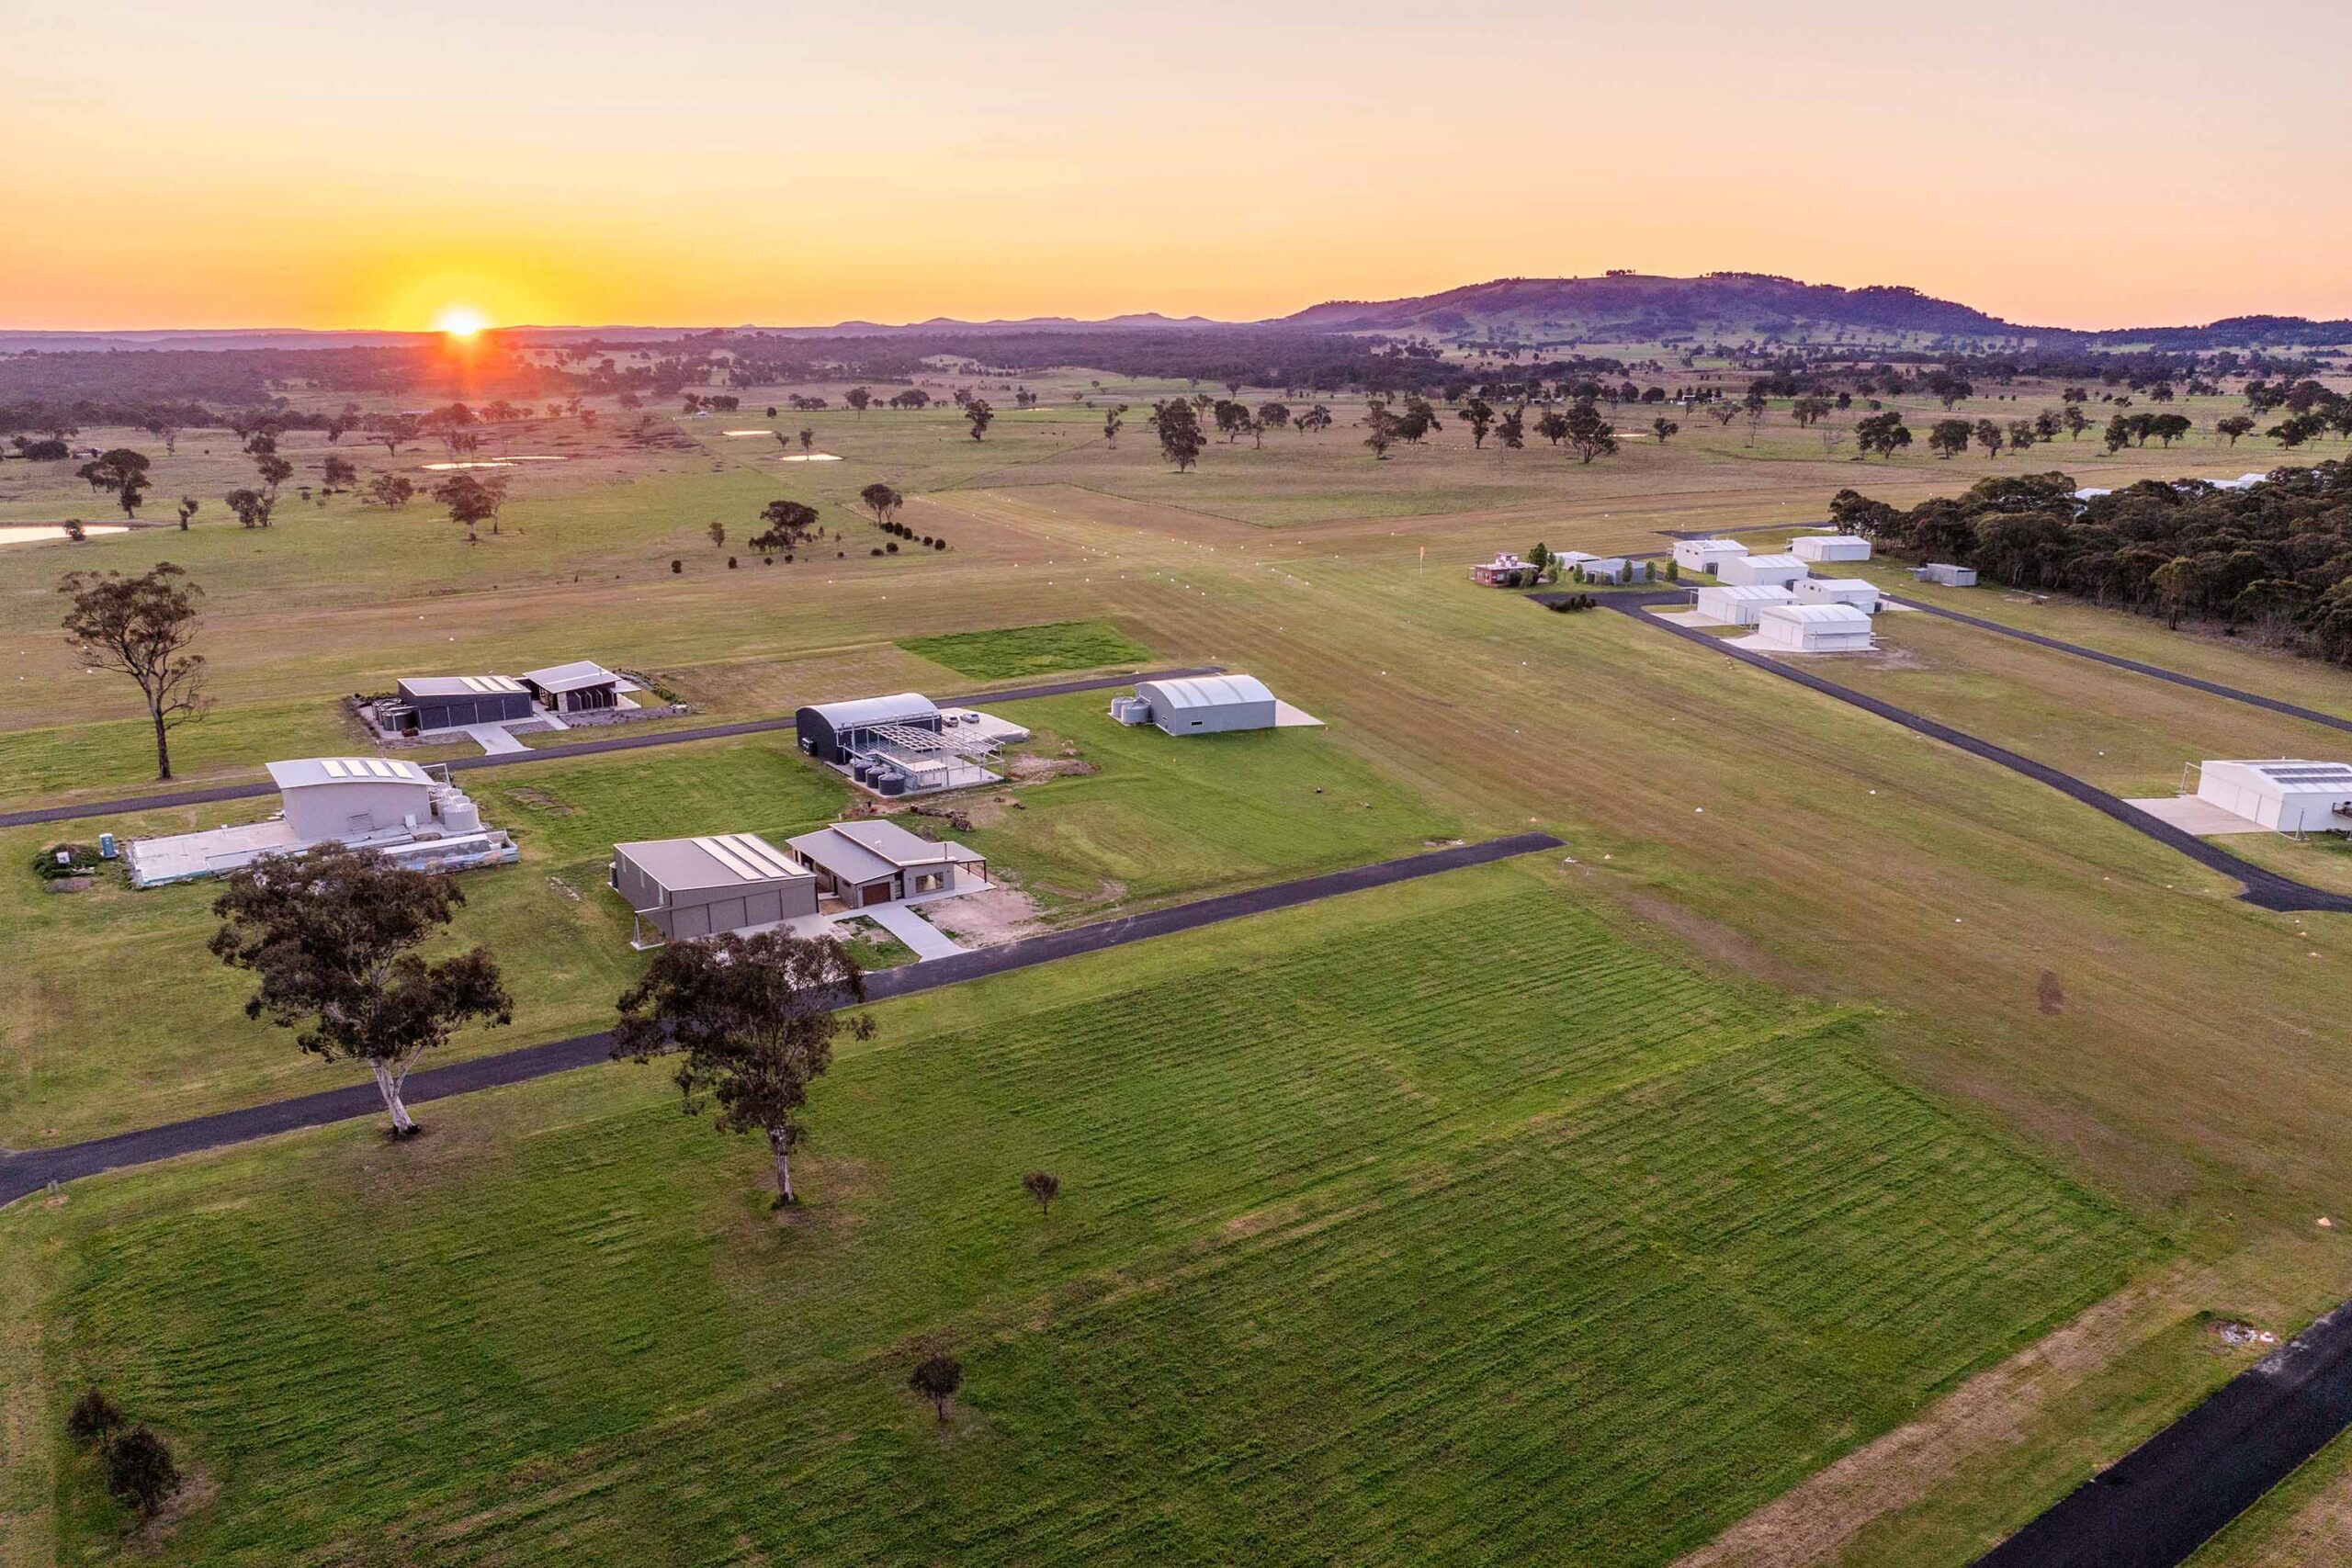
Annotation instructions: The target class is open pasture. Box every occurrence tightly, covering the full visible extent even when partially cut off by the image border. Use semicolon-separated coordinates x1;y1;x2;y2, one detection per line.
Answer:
2;866;2146;1566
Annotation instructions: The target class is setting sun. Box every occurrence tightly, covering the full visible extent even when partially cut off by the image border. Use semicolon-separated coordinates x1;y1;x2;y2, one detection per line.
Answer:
433;305;488;338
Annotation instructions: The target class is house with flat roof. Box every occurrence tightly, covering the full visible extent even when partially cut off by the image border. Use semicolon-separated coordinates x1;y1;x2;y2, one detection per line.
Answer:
124;757;514;888
786;819;989;908
610;832;819;947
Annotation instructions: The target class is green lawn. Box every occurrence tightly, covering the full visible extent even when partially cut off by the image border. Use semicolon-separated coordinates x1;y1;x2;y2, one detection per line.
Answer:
0;693;1456;1145
6;866;2146;1565
897;618;1149;680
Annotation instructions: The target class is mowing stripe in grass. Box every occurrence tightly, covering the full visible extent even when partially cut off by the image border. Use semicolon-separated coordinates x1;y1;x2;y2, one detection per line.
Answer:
1589;595;2352;916
0;832;1563;1205
0;665;1224;830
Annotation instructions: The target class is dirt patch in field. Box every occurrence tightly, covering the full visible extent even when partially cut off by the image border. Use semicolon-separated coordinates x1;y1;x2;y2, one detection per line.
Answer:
1860;643;1930;671
503;786;576;814
926;886;1046;946
1613;887;1800;987
2037;971;2067;1016
1008;753;1100;782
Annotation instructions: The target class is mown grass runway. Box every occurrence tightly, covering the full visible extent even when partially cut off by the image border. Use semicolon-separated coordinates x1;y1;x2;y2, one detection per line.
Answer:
6;867;2145;1564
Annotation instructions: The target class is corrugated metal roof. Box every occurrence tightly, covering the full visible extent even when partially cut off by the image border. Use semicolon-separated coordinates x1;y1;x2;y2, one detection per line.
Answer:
1804;578;1877;592
1679;538;1748;551
266;757;433;790
801;692;941;728
616;832;810;893
398;674;526;698
1738;553;1808;570
1136;674;1275;710
1697;584;1794;602
1760;604;1871;626
522;660;628;694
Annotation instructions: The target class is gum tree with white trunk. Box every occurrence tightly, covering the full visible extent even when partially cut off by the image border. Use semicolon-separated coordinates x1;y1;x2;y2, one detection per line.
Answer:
612;931;874;1206
209;846;512;1135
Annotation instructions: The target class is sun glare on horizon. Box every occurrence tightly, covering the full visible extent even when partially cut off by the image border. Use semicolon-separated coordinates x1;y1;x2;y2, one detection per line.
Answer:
434;305;489;338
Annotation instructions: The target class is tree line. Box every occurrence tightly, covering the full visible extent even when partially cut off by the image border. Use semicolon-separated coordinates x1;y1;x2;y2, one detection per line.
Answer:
1830;464;2352;662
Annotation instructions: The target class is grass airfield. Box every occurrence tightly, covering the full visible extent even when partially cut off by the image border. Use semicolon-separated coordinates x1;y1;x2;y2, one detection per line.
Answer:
5;384;2352;1563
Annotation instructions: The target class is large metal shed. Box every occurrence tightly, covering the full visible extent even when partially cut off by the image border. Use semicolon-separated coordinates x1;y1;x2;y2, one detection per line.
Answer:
1791;534;1872;563
2194;760;2352;833
1716;553;1810;590
796;693;944;764
394;674;534;732
1131;674;1279;735
1752;603;1874;652
1693;584;1795;626
266;757;440;840
610;832;819;946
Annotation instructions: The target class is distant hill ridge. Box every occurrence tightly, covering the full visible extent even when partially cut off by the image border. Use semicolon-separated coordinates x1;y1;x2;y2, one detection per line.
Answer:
4;276;2346;353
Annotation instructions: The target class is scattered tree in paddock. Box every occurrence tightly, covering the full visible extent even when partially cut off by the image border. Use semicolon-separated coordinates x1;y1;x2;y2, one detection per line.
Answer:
1973;419;2005;458
210;845;512;1137
1213;399;1250;441
431;471;507;541
252;449;294;499
845;386;871;414
1257;401;1291;434
1788;395;1831;428
860;483;904;525
1296;403;1333;435
799;427;816;455
1928;418;1973;459
1535;408;1568;446
103;1427;181;1518
1362;400;1399;459
2007;418;2039;454
1652;415;1679;444
1495;404;1525;450
2269;412;2329;448
1563;401;1617;464
1456;397;1495;448
909;1353;963;1422
2218;415;2256;446
965;399;993;441
319;455;358;491
707;520;727;548
1023;1169;1061;1218
1855;412;1911;458
363;473;416;510
752;499;820;553
175;494;199;529
612;931;875;1206
1148;399;1205;471
60;562;208;780
1706;400;1740;428
1102;405;1125;447
223;487;273;528
2148;412;2192;447
75;447;153;517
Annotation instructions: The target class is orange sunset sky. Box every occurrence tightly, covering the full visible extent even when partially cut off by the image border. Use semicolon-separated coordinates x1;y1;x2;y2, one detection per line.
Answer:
8;0;2350;333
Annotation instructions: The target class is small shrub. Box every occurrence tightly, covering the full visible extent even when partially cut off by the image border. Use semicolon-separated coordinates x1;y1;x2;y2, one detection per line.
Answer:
34;843;100;880
886;541;899;553
933;538;947;550
909;1353;963;1422
1023;1169;1060;1217
102;1426;180;1517
66;1386;124;1448
670;558;683;574
871;547;884;557
727;556;738;570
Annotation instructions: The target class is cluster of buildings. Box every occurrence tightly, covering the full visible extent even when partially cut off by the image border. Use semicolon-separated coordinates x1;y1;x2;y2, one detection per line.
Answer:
795;693;1030;795
609;818;989;947
381;660;642;739
1470;550;1652;588
1674;535;1883;652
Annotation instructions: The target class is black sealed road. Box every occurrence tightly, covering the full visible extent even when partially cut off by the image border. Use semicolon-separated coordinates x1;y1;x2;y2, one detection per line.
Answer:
0;831;1561;1206
1887;594;2352;736
1590;596;2352;916
1973;1300;2352;1567
0;666;1224;831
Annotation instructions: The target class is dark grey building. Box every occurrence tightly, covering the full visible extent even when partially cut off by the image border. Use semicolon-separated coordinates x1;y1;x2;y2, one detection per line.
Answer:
610;832;819;946
796;692;943;764
393;675;535;733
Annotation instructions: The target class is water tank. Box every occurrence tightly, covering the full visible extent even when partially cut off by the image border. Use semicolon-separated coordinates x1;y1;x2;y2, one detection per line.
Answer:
435;793;482;834
875;771;907;796
850;759;874;784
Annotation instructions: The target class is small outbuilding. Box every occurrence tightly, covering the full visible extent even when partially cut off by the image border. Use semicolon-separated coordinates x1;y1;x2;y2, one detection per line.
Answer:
1692;584;1795;626
268;756;443;840
393;674;535;733
1577;558;1652;585
1795;577;1882;613
1717;553;1809;590
521;660;638;714
787;819;988;908
1129;673;1279;735
610;832;819;946
1752;603;1874;653
1913;563;1978;587
1671;538;1750;575
1790;534;1872;563
1471;552;1540;586
2194;760;2352;834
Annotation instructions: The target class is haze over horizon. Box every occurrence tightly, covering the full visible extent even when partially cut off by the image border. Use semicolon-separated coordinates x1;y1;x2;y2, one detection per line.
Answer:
12;0;2352;333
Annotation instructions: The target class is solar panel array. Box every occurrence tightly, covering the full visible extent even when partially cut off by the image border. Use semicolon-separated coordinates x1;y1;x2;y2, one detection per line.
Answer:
458;674;526;694
318;758;415;780
690;833;804;883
